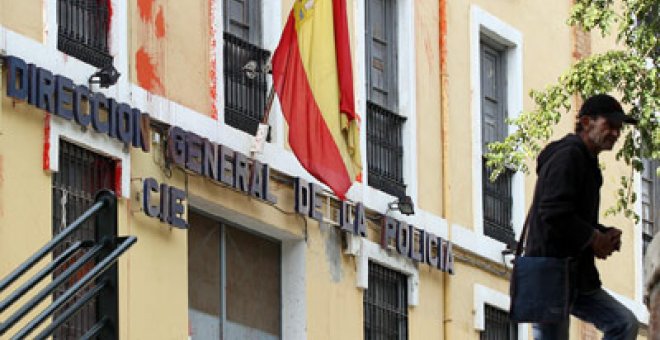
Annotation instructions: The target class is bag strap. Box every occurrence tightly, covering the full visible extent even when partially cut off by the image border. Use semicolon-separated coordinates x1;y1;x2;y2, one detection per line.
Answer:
516;183;541;257
515;211;532;257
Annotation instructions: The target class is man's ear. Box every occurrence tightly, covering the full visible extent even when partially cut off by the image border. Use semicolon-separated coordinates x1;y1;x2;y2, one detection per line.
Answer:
578;115;592;130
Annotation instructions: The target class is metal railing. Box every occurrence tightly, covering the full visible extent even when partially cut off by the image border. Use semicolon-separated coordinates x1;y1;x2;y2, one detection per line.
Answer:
0;190;136;339
363;262;408;340
57;0;113;68
480;305;517;340
223;32;271;136
482;160;515;246
367;101;407;198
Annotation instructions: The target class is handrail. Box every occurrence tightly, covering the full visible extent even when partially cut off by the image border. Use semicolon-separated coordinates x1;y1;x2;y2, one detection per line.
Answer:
14;236;136;339
80;316;110;340
0;240;89;314
0;190;137;339
0;200;106;292
0;241;107;335
33;281;109;340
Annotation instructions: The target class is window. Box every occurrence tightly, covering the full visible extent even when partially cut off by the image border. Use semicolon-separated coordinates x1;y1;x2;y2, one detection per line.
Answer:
642;158;659;257
480;39;515;246
57;0;113;68
188;210;281;339
52;140;116;339
365;0;406;198
480;305;517;340
223;0;270;136
363;262;408;340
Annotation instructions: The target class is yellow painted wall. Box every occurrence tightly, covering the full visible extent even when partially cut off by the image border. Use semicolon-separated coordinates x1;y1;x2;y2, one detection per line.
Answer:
305;223;364;339
445;0;576;229
129;0;212;116
0;1;645;339
409;268;447;339
0;0;43;43
0;75;53;335
415;0;444;217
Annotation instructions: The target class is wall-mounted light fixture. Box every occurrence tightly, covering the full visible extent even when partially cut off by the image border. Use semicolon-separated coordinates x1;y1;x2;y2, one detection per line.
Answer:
89;64;120;88
388;195;415;215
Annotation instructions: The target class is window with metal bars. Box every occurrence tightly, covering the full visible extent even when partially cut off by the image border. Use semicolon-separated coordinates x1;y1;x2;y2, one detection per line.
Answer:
480;39;515;246
642;158;659;258
223;0;270;136
363;262;408;340
480;305;517;340
57;0;113;68
365;0;406;198
223;33;270;136
52;140;116;339
367;102;407;198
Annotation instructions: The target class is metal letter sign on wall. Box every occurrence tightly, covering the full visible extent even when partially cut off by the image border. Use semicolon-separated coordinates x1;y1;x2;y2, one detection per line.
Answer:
5;56;150;152
4;54;454;274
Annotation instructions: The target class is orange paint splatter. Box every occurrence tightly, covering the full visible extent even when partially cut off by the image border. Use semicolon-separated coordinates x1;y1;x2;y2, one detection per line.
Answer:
137;0;154;21
155;6;166;38
439;0;447;73
136;47;164;94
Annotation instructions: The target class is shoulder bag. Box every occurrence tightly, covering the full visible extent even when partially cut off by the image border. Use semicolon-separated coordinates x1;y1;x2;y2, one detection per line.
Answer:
509;212;572;323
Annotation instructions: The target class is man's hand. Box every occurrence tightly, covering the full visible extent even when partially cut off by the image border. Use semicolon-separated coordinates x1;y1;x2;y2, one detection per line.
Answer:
607;227;622;251
592;230;619;259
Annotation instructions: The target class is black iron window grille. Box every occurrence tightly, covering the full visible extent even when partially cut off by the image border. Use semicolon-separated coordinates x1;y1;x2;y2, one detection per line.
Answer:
483;159;515;246
57;0;113;68
480;305;517;340
52;140;116;339
367;101;407;198
223;32;271;136
364;262;408;340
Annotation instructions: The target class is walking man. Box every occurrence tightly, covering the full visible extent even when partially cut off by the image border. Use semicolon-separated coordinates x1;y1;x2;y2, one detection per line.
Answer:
525;94;639;339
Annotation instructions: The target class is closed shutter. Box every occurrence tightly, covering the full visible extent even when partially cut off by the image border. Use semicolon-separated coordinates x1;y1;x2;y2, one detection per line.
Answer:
366;0;397;111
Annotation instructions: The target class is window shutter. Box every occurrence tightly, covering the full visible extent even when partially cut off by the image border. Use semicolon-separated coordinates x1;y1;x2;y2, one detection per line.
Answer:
367;0;397;111
224;0;261;45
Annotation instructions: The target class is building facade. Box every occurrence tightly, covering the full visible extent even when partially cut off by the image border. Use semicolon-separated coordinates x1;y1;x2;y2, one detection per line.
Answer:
0;0;653;339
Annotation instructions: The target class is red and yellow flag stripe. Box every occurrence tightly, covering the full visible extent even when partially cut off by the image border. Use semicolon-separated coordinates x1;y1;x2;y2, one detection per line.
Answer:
272;0;361;199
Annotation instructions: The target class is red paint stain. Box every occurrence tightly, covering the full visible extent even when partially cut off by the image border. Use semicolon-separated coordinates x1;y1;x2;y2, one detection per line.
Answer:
136;47;164;94
115;162;122;197
43;113;51;171
155;6;166;38
106;0;113;32
137;0;154;21
209;0;218;119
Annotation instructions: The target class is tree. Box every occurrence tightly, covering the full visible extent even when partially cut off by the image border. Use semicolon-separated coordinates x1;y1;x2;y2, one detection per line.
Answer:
486;0;659;220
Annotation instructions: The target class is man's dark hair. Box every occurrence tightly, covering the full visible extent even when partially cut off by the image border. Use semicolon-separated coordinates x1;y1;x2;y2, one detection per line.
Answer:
574;94;628;133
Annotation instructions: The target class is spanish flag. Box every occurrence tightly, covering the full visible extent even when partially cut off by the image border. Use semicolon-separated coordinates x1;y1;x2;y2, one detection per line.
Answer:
272;0;361;200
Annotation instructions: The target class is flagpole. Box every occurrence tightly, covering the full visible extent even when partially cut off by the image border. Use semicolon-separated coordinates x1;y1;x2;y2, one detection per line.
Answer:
263;85;275;123
249;63;275;156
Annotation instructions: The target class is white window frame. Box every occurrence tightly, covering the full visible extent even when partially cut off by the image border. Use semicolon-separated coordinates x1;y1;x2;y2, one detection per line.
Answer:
188;194;307;339
355;0;418;210
473;284;529;340
345;234;419;307
470;5;525;250
0;0;133;197
634;171;645;303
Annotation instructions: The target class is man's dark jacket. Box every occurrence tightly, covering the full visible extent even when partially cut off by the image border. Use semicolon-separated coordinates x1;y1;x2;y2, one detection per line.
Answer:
525;134;610;292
